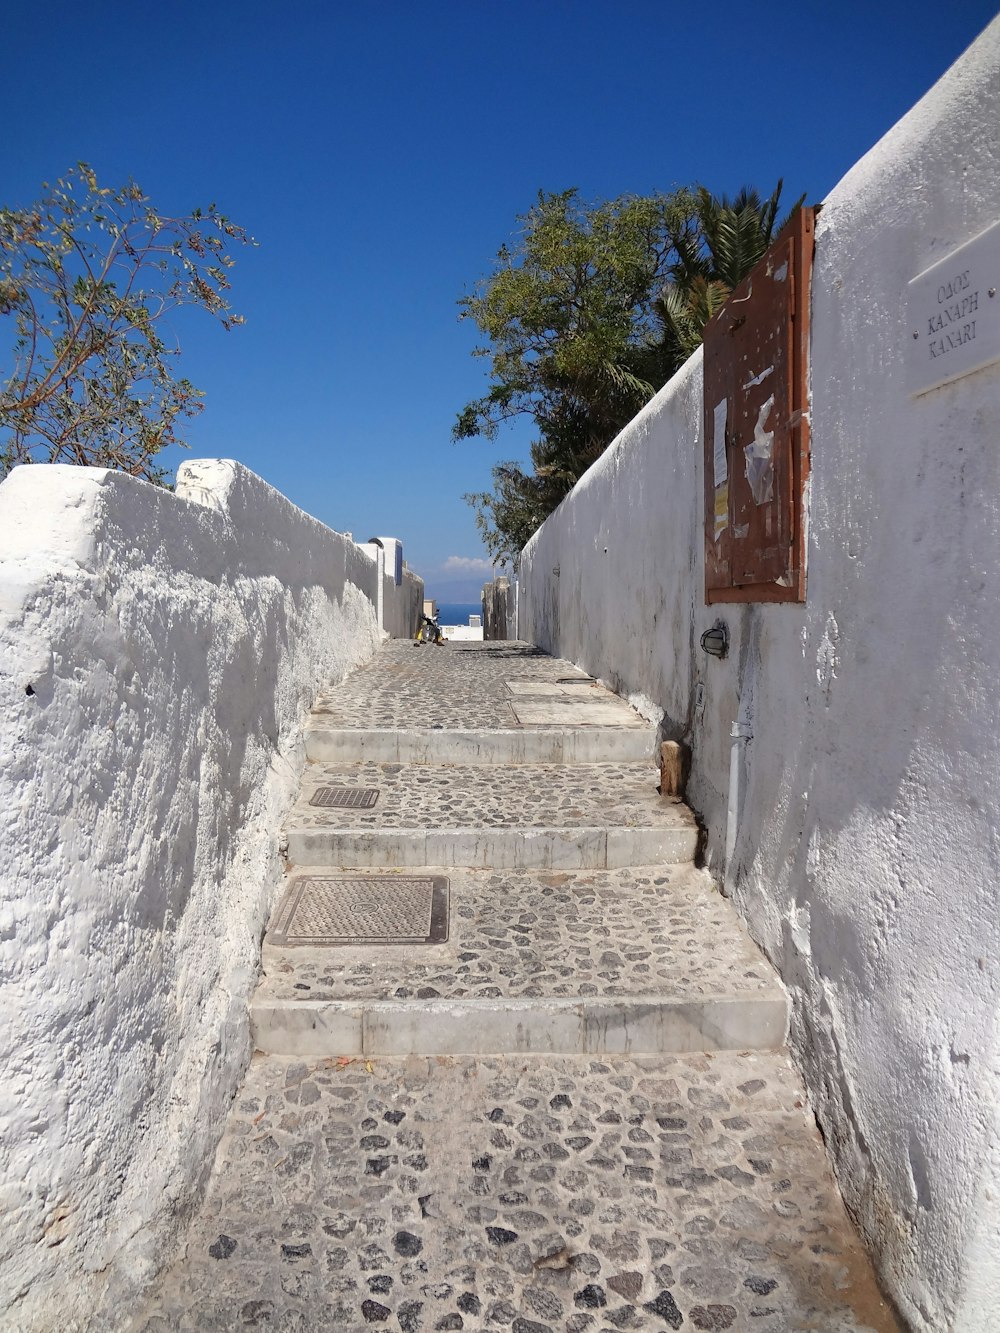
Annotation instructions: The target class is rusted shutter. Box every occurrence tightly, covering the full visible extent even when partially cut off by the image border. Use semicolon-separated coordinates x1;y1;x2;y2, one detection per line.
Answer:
703;207;814;603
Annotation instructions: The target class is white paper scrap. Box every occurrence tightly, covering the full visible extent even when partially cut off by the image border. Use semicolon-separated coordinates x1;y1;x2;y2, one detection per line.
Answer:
713;399;728;487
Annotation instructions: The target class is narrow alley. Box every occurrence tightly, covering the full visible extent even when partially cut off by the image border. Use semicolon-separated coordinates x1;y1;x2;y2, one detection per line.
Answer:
135;641;898;1333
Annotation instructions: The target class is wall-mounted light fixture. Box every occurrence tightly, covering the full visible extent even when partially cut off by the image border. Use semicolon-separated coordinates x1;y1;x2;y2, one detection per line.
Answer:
700;621;729;659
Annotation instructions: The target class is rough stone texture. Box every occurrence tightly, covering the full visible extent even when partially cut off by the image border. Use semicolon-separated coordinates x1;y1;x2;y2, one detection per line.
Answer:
259;866;777;1003
288;761;679;830
310;641;601;730
134;605;883;1324
133;1051;898;1332
120;611;880;1323
0;461;416;1332
517;22;1000;1331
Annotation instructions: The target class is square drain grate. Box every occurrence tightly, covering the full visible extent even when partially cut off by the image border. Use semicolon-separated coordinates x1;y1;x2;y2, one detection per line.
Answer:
309;786;380;809
268;875;449;946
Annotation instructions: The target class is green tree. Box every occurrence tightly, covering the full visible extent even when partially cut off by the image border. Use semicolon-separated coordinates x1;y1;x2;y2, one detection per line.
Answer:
457;181;796;562
655;182;792;368
0;164;254;483
456;187;697;564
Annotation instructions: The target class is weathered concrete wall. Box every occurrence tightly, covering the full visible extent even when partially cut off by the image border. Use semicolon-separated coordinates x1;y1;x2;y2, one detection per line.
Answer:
482;576;515;640
519;21;1000;1331
0;459;416;1330
383;566;423;639
358;538;424;639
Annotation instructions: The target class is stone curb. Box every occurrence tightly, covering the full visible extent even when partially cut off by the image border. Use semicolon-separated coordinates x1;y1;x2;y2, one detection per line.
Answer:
284;824;699;870
305;726;655;764
251;991;790;1058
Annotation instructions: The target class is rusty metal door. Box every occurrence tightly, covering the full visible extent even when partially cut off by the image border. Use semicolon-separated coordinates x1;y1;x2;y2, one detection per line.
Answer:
703;208;814;603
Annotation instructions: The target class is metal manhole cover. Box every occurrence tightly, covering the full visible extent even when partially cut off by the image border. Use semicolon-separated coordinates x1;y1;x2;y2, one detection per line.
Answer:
309;786;380;809
269;875;449;946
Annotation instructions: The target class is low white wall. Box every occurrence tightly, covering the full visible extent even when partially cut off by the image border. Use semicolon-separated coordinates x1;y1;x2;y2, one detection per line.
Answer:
520;22;1000;1331
383;566;423;639
0;459;415;1330
358;540;423;639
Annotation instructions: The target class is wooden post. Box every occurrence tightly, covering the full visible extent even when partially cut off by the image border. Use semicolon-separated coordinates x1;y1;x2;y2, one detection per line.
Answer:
660;741;690;801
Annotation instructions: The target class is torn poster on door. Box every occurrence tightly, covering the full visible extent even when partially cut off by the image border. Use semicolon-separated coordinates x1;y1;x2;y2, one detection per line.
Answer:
712;399;728;487
744;394;775;505
712;398;729;541
714;482;730;541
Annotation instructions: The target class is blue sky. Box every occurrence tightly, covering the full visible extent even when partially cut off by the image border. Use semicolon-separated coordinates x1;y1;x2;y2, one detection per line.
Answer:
3;1;996;599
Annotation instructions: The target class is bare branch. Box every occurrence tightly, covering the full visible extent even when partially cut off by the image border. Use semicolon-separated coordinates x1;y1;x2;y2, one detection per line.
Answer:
1;165;254;482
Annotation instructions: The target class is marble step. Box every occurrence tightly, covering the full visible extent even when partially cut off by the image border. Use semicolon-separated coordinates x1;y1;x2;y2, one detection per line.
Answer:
307;639;655;764
305;724;654;765
284;823;697;870
252;865;788;1057
282;761;698;869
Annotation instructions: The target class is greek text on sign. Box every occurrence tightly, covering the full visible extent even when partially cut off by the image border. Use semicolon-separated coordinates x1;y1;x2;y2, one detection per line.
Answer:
907;218;1000;396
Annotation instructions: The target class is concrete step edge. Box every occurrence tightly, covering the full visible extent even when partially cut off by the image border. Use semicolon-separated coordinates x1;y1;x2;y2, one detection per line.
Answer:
283;825;699;869
251;991;790;1058
305;727;655;765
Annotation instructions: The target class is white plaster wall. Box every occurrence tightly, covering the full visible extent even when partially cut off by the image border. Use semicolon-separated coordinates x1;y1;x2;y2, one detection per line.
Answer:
382;567;424;639
358;541;422;639
0;459;404;1330
520;21;1000;1330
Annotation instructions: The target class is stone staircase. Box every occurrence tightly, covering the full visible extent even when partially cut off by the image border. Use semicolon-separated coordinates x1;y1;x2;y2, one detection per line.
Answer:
136;642;899;1333
253;644;787;1062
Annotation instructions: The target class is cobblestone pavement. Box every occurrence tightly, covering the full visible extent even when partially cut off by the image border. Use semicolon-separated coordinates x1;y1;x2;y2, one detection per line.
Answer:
135;1051;898;1333
288;765;686;832
311;644;614;731
134;641;899;1331
260;867;777;1004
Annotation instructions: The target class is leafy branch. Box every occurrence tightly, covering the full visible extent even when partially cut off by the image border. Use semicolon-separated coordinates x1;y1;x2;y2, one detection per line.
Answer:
0;163;256;483
455;181;799;559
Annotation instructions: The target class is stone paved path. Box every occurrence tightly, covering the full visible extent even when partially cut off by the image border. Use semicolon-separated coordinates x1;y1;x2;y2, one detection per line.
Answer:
256;867;777;1004
134;642;899;1331
310;643;593;731
288;763;676;831
136;1052;897;1333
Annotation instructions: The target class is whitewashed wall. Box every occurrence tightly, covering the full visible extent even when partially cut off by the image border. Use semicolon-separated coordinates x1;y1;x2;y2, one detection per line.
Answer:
358;538;424;640
383;567;424;639
0;459;419;1330
520;21;1000;1332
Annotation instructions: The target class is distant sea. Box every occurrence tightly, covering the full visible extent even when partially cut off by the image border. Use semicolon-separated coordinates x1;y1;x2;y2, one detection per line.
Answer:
436;602;481;625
